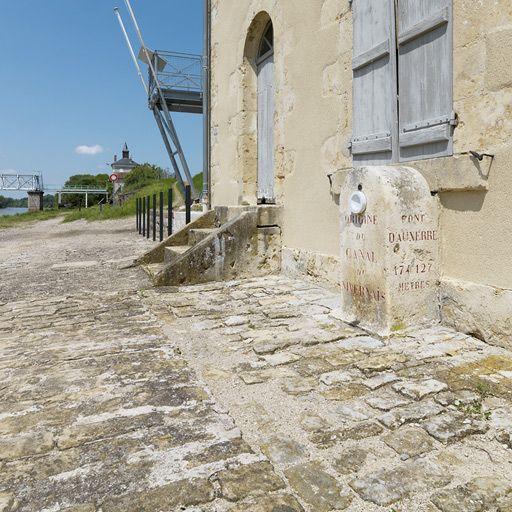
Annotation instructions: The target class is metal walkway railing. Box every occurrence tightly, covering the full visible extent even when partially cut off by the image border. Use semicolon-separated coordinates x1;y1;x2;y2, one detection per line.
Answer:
149;51;203;94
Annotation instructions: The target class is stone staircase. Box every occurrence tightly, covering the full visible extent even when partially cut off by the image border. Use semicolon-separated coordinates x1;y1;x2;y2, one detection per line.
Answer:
136;206;282;286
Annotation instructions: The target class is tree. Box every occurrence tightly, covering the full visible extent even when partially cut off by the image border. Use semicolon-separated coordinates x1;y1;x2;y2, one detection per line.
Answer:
63;173;111;207
123;164;167;192
0;195;26;208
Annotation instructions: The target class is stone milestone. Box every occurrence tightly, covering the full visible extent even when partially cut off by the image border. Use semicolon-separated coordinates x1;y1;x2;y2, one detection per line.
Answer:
339;166;439;335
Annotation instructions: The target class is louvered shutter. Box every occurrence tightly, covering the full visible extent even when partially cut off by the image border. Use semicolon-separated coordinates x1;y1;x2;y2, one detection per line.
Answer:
397;0;454;161
351;0;397;166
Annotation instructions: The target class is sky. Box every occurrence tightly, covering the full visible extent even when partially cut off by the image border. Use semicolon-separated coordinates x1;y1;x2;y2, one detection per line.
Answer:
0;0;204;198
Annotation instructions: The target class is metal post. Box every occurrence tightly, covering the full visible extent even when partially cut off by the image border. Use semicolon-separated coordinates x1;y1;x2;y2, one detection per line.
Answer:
114;8;148;94
85;192;88;209
139;198;142;233
142;196;146;236
139;198;142;234
146;195;150;239
152;194;156;241
136;198;139;232
202;0;211;205
152;107;187;195
185;185;191;225
167;188;173;236
159;191;164;242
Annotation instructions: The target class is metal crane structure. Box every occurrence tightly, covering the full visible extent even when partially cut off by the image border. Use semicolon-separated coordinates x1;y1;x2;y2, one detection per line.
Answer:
115;0;208;202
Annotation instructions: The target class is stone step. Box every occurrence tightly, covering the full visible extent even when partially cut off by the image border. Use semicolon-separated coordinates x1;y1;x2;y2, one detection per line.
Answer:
164;245;192;264
143;262;166;279
188;228;217;246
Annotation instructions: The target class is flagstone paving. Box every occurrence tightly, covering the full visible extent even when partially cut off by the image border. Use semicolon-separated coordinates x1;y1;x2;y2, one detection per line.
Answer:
144;276;512;511
1;218;512;511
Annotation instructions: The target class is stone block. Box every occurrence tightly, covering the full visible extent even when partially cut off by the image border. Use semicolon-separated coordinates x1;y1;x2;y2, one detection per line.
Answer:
440;277;512;351
27;190;44;212
285;462;353;511
379;399;444;429
101;478;215;511
260;436;306;466
339;166;440;335
486;28;512;91
422;411;489;444
0;493;14;512
431;476;512;512
334;447;368;475
0;431;54;460
383;426;435;459
256;205;283;226
349;460;451;506
229;495;305;512
392;379;448;401
215;462;285;502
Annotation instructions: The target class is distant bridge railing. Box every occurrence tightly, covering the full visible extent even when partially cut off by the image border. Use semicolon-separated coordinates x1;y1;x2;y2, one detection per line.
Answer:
0;173;43;191
45;185;109;194
1;172;110;208
46;186;109;208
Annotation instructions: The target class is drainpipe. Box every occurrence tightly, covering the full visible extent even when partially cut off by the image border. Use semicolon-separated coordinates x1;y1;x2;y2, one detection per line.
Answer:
202;0;211;208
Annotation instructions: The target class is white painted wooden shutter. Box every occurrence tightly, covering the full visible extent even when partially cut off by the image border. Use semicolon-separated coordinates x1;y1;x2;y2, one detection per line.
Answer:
397;0;454;161
351;0;397;166
257;54;275;202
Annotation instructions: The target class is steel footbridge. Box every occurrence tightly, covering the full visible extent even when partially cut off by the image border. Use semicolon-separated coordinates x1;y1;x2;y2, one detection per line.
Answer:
0;172;108;208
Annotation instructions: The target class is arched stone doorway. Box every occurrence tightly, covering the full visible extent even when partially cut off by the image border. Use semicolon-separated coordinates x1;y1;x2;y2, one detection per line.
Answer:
256;22;275;204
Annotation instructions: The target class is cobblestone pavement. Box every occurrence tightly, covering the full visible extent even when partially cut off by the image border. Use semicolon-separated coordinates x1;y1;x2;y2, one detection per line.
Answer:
1;218;512;511
145;277;512;512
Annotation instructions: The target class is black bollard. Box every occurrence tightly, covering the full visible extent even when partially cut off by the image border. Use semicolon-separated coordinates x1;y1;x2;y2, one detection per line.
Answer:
138;198;142;234
142;197;146;236
136;197;139;231
146;195;150;239
185;184;191;225
167;188;173;236
152;194;156;242
159;191;164;242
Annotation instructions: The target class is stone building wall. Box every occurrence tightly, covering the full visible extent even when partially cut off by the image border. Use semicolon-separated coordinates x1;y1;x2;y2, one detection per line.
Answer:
210;0;512;346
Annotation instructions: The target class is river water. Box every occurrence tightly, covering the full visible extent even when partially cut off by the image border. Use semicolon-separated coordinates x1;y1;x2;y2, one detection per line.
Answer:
0;207;28;216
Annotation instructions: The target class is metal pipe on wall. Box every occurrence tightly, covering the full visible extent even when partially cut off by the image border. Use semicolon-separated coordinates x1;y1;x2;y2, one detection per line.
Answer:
202;0;211;207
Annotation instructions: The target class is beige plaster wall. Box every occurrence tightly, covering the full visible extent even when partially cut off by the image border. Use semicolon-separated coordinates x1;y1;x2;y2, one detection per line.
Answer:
210;0;512;290
440;1;512;289
210;0;351;257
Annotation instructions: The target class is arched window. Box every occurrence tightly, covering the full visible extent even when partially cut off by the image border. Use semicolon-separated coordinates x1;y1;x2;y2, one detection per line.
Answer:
257;22;274;63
